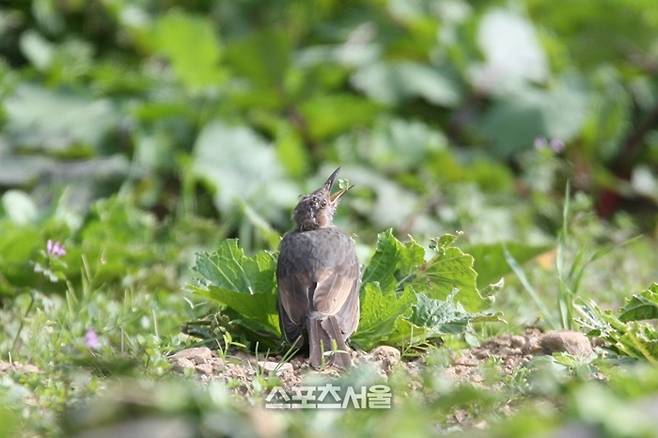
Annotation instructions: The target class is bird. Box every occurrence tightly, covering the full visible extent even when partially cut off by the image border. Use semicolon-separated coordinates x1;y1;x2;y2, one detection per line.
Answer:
276;168;360;369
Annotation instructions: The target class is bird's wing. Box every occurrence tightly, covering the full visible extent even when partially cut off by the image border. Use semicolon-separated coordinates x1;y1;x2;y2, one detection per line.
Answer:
312;258;360;320
307;259;360;368
277;271;312;343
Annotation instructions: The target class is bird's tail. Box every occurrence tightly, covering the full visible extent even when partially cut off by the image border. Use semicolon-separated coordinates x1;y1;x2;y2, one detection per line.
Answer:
307;312;351;369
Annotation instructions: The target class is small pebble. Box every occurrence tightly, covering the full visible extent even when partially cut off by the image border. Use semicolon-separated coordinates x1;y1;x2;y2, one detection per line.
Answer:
540;331;593;358
171;347;214;364
371;345;401;364
172;357;195;372
195;363;214;376
510;335;526;349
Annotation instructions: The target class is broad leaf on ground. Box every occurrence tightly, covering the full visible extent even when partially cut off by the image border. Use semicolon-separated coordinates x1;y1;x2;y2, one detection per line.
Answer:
191;239;280;338
352;283;415;350
193;239;276;295
410;292;474;334
413;235;485;311
361;229;424;292
354;231;497;349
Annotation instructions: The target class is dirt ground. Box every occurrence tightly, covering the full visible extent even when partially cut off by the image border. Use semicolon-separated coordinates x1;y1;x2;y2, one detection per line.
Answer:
168;328;594;394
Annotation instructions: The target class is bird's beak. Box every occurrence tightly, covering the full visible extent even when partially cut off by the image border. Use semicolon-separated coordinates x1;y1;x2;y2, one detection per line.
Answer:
330;186;350;203
321;167;351;202
323;167;341;192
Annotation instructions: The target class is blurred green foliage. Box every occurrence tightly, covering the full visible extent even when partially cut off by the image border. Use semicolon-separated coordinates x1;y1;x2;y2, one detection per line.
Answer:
1;0;656;246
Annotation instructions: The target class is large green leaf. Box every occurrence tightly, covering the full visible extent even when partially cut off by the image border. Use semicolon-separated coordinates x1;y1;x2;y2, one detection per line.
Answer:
193;239;276;296
352;283;415;349
192;240;280;337
413;235;485;311
355;232;497;349
464;241;553;288
363;232;488;312
361;229;424;292
410;292;473;334
190;286;280;338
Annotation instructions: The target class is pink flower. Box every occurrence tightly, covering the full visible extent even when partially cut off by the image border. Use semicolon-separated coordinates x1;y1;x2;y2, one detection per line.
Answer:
47;240;66;257
549;138;565;153
85;329;101;350
534;137;565;153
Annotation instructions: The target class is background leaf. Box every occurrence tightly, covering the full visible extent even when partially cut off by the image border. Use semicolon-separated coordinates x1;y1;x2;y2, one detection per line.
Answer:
473;9;548;92
1;190;37;225
352;61;460;107
145;10;224;91
464;241;553;287
192;120;298;221
3;85;117;152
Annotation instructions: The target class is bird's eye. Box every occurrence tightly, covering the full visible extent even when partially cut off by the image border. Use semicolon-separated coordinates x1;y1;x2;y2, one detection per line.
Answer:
320;200;326;208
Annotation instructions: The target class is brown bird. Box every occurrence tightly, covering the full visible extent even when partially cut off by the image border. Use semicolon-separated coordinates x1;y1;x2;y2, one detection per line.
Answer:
276;168;360;369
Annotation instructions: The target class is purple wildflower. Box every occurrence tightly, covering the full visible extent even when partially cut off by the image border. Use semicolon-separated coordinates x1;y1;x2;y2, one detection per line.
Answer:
47;240;66;257
534;137;565;153
549;138;565;153
84;329;101;350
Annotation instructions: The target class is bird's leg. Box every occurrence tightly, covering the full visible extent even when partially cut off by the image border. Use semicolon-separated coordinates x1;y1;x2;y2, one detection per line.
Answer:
308;312;351;369
321;315;351;369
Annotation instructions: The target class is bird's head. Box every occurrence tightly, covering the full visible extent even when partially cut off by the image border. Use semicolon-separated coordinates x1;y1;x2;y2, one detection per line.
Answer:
293;167;351;231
